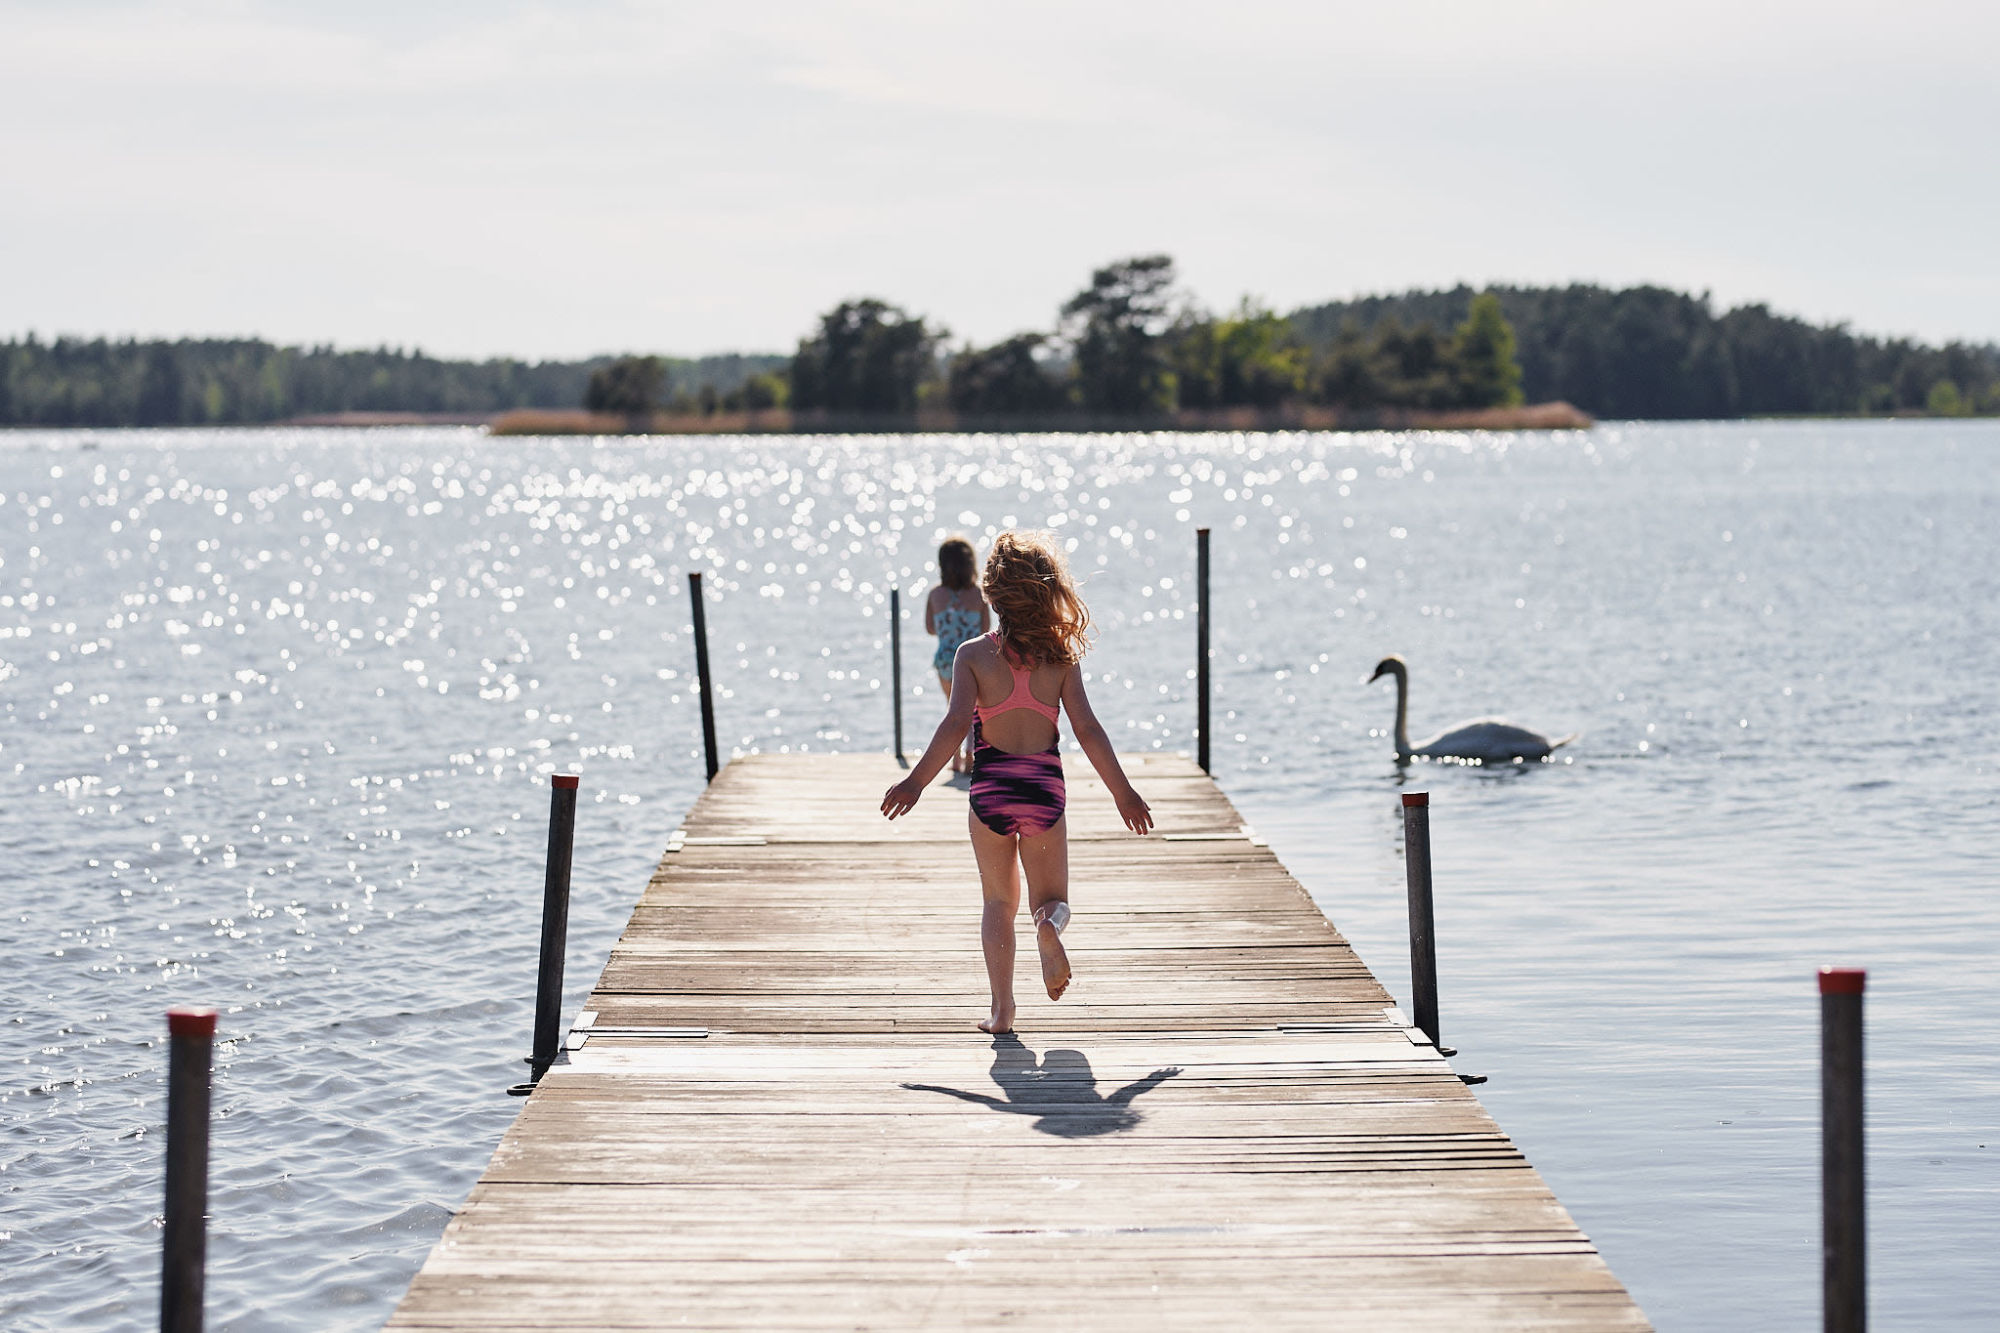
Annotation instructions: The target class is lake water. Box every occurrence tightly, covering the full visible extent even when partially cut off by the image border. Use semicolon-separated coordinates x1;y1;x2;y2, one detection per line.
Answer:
3;420;1995;1330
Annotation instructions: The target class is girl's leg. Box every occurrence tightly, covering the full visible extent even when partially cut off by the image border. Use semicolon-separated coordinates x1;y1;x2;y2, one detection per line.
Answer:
1015;817;1071;1000
967;811;1023;1032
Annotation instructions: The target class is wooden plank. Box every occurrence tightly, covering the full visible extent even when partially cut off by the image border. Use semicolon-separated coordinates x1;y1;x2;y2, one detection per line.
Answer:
389;753;1647;1330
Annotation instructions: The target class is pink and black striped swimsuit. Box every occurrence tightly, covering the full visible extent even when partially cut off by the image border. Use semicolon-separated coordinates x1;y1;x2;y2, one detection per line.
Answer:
969;633;1066;838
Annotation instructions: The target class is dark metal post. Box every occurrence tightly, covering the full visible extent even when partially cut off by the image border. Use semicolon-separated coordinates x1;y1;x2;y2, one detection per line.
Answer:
1821;966;1866;1333
511;774;578;1095
1196;527;1211;774
689;571;719;782
890;587;904;761
1401;792;1440;1049
162;1005;216;1333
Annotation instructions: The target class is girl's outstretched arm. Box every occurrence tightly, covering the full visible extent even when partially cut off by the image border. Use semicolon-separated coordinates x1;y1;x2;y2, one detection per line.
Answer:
881;647;978;819
1059;670;1153;835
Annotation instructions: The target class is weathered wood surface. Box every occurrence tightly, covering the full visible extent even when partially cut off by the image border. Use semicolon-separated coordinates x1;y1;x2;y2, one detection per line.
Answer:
390;753;1647;1330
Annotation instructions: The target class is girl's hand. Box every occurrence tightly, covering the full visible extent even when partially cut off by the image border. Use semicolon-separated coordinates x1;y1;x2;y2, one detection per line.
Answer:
881;777;924;820
1115;786;1153;835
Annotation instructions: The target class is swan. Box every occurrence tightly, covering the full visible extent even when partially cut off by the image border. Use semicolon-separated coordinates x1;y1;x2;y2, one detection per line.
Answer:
1367;655;1574;764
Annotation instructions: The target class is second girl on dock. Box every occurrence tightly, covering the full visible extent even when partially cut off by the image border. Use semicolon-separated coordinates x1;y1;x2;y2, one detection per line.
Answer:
882;531;1153;1034
925;536;989;774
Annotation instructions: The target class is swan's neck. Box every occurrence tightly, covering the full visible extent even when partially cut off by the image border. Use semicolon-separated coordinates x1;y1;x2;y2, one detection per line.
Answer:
1392;669;1412;757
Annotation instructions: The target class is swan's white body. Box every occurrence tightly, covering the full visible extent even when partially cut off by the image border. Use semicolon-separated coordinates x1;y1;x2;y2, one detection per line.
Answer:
1369;656;1573;764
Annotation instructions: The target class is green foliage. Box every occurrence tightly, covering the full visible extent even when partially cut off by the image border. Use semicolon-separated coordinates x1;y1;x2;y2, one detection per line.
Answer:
788;299;942;415
1172;301;1311;409
15;271;1995;428
1368;319;1461;409
1314;325;1384;409
931;271;1519;417
0;336;785;427
583;355;667;415
1926;379;1967;416
1454;293;1524;407
947;334;1069;415
1061;255;1181;415
1291;284;2000;418
725;372;788;411
1304;313;1497;410
1859;383;1898;414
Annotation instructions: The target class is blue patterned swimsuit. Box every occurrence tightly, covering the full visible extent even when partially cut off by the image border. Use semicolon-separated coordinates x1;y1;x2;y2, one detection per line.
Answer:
932;599;983;674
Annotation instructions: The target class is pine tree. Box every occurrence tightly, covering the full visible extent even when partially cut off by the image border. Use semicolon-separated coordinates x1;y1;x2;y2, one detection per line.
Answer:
1453;292;1524;407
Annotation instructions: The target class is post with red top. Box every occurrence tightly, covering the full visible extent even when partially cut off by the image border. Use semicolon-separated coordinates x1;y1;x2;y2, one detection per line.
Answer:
689;572;719;783
890;587;904;762
1401;792;1441;1050
1196;527;1211;774
1820;966;1866;1333
512;774;579;1094
162;1005;217;1333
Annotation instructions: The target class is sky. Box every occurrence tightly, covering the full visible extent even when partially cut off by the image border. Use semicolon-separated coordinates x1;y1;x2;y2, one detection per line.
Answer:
2;0;1996;361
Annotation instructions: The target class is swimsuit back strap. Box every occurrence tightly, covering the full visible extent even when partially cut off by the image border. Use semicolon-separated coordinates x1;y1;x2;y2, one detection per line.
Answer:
978;633;1061;724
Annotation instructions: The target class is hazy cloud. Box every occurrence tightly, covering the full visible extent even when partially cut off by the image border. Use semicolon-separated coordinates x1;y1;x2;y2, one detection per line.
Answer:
2;0;1993;357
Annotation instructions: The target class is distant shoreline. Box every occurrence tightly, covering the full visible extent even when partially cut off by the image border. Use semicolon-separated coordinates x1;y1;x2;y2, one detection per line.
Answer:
485;402;1596;436
9;405;1994;434
284;411;496;427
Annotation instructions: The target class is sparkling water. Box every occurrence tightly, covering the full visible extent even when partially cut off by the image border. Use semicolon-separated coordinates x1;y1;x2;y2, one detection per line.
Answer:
3;420;1995;1329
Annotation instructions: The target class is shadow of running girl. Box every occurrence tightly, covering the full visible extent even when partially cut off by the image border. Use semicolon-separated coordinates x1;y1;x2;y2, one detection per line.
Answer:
901;1034;1181;1138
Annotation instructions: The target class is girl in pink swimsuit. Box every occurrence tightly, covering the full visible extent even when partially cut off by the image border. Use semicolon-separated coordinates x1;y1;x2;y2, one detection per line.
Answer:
881;531;1153;1034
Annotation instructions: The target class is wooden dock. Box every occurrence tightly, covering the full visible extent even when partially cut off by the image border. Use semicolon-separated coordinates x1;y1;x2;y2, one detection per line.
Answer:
390;753;1647;1330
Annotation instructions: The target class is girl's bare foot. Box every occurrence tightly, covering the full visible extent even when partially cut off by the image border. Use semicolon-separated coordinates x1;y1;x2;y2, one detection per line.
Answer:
978;1002;1015;1034
1035;913;1071;1001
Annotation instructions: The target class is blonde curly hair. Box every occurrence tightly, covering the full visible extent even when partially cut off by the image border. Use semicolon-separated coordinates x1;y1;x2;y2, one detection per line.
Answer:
981;531;1090;666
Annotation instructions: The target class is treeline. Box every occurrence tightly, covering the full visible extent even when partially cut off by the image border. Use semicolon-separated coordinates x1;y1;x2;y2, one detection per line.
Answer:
13;270;1996;429
1293;285;2000;419
745;256;1526;424
584;355;789;419
620;256;1995;424
0;337;784;427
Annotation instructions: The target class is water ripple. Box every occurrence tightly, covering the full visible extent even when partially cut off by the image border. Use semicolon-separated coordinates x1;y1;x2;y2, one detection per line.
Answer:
1;421;1996;1329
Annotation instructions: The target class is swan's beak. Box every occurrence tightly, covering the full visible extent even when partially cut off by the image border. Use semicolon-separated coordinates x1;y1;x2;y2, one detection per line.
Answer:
1365;665;1387;684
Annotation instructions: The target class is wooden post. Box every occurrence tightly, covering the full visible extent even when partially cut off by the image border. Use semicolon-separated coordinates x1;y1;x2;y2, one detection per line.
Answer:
1401;792;1441;1050
1196;527;1211;774
689;571;719;782
1821;966;1866;1333
162;1005;217;1333
512;774;579;1094
890;587;904;762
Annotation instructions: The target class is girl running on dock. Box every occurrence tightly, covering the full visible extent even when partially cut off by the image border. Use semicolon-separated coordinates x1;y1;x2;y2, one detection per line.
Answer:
882;531;1153;1034
924;536;989;774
